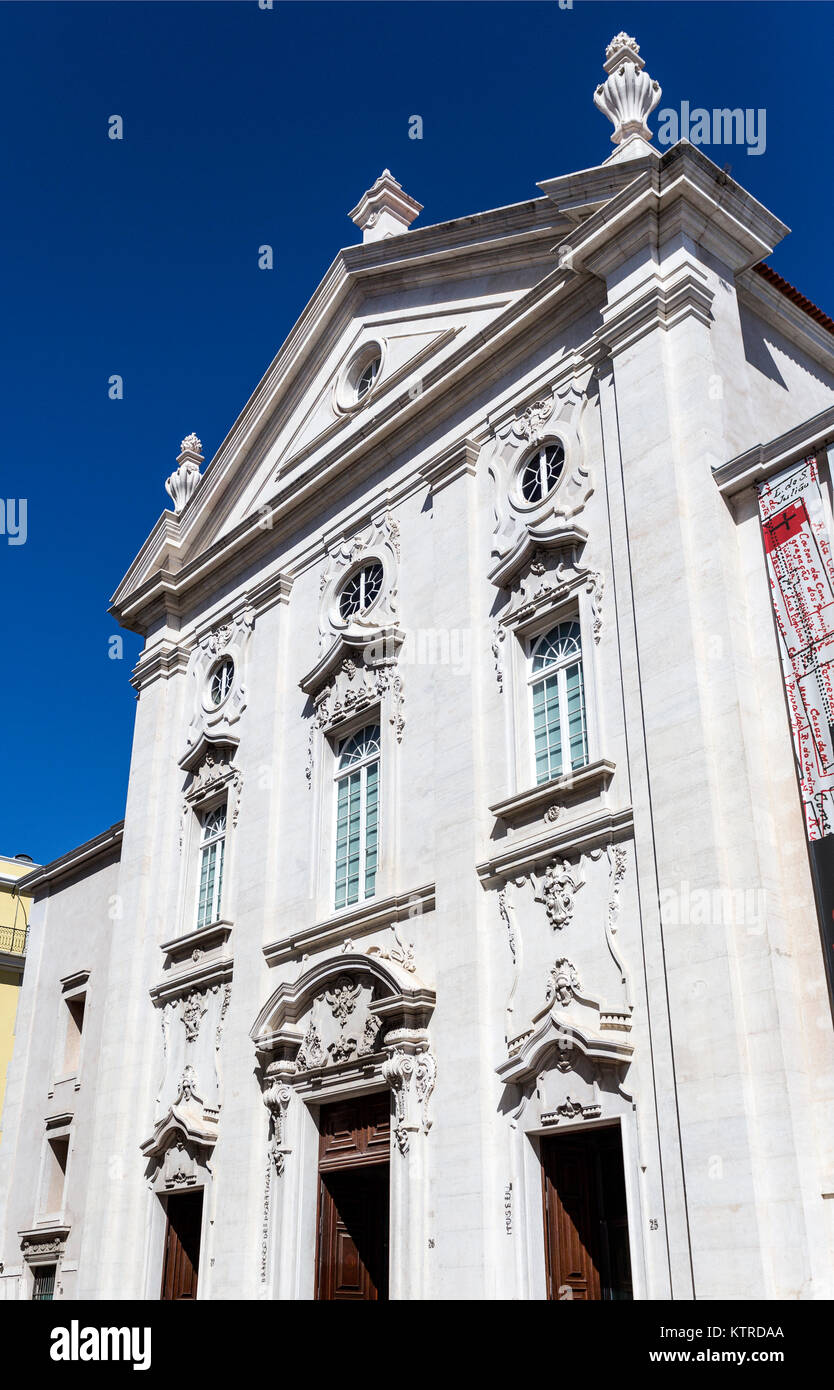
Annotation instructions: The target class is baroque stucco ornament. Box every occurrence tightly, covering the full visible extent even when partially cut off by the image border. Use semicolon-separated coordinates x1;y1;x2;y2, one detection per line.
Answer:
546;958;581;1007
165;433;204;514
488;378;594;592
593;33;661;148
381;1045;437;1155
183;608;254;758
536;858;585;930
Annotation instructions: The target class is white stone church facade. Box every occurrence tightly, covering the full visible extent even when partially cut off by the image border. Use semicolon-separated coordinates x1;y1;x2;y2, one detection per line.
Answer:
3;34;834;1300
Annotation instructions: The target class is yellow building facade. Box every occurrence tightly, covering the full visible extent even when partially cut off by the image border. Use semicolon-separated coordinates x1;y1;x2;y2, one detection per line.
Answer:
0;855;37;1146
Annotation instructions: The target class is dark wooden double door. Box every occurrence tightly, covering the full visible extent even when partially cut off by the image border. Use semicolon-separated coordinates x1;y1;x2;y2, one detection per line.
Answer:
160;1190;203;1300
542;1127;633;1301
316;1092;390;1301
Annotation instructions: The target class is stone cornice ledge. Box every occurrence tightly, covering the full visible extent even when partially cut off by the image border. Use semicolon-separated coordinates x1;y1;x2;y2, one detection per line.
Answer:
18;822;124;895
159;920;233;965
713;403;834;497
263;883;436;965
19;1224;72;1258
418;438;479;495
489;524;589;593
149;951;234;1004
490;759;616;827
477;806;633;885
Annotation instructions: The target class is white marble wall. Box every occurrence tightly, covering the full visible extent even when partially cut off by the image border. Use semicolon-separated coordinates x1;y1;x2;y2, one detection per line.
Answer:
3;150;834;1301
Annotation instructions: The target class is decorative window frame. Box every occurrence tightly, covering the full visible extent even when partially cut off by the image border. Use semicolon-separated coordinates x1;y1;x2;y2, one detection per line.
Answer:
332;721;382;913
183;607;254;761
308;687;400;919
487;380;593;589
177;740;241;939
19;1224;71;1300
496;551;604;804
317;511;401;652
302;511;405;913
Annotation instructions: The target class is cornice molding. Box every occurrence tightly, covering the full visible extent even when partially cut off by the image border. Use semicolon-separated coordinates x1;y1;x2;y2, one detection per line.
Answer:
490;760;616;829
418;437;479;495
149;952;234;1005
713;403;834;497
17;822;124;895
737;268;834;371
263;883;436;965
477;806;633;886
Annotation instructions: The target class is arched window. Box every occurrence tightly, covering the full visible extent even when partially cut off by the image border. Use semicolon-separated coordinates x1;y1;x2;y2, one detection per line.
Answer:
334;724;380;910
197;803;227;928
529;620;587;784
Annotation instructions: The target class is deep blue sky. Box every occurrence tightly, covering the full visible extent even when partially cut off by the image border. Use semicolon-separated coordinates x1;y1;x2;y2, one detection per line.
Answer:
1;0;832;864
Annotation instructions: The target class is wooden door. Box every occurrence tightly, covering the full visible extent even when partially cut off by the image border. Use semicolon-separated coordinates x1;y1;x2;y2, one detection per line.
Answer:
315;1092;390;1301
160;1190;203;1300
541;1128;632;1301
317;1164;389;1300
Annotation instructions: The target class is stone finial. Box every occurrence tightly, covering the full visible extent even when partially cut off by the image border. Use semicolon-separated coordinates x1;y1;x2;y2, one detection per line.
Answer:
348;169;423;244
594;33;661;152
165;432;204;514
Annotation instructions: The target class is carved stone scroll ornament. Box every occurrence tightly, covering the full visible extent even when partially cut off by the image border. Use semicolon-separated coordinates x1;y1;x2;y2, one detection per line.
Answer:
503;549;604;638
306;654;405;788
263;1080;293;1176
535;858;585;931
366;924;416;973
381;1044;437;1156
181;991;207;1043
491;624;506;694
295;974;383;1072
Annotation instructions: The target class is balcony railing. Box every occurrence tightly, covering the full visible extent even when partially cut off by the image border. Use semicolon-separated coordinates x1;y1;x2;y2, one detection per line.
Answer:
0;924;28;957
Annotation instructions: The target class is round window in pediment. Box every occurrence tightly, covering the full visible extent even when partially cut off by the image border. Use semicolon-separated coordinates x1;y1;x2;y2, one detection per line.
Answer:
335;341;385;412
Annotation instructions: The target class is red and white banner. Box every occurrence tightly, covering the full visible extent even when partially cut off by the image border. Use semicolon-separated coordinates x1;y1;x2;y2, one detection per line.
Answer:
758;456;834;841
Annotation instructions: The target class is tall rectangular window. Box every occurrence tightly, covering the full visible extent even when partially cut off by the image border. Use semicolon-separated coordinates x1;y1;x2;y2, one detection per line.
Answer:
62;994;86;1074
197;803;226;929
43;1134;69;1214
530;620;588;784
334;724;380;910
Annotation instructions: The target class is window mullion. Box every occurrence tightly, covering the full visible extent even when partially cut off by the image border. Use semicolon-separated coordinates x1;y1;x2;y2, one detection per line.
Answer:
558;663;569;777
358;764;367;901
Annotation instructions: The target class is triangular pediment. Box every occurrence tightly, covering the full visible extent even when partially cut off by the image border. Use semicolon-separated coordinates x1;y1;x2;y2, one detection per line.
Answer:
216;309;470;541
110;197;577;626
110;141;794;637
